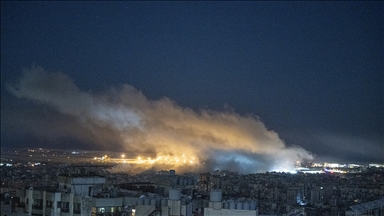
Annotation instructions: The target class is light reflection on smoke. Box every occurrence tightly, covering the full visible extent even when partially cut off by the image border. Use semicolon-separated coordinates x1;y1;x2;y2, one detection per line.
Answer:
7;66;313;174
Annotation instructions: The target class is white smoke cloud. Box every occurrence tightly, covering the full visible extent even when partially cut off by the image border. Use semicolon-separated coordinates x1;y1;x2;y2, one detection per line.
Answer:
7;66;141;130
7;66;313;173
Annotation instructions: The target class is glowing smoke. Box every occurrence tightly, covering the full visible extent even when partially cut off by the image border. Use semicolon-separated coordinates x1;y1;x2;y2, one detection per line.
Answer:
7;66;313;173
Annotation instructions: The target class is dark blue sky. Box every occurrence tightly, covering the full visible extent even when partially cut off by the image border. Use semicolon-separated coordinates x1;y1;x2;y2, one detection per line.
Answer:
1;2;383;163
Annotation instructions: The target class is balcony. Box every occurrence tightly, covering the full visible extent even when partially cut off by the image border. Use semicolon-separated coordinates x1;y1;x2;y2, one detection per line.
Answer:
32;205;43;210
61;207;70;213
15;206;26;214
16;203;26;208
95;213;125;216
32;208;43;215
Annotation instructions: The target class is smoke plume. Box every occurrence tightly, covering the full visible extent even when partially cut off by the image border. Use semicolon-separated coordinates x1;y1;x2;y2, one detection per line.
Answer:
7;66;313;173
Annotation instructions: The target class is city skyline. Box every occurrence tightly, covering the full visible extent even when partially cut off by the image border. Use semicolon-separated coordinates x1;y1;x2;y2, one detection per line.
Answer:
2;146;384;216
1;1;383;172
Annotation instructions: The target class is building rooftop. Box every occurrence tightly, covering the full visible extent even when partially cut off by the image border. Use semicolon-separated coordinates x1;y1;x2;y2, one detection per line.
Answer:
349;197;384;214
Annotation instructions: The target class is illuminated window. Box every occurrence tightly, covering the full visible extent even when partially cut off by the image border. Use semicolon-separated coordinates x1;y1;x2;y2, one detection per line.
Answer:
97;207;105;213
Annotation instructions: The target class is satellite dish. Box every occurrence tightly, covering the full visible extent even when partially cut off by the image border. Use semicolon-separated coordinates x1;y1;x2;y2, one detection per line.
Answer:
139;195;146;199
4;193;10;199
124;204;129;209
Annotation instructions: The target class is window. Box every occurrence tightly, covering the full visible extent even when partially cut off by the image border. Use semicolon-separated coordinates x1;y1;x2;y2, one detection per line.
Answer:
32;199;43;209
46;200;52;208
74;203;81;214
62;202;69;208
61;202;69;213
97;207;105;213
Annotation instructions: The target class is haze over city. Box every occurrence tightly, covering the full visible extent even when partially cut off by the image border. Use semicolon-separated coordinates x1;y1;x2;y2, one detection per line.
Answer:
1;2;383;174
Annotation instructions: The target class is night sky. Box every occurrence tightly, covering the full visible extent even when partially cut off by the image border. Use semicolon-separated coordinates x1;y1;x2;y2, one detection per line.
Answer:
1;2;383;166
